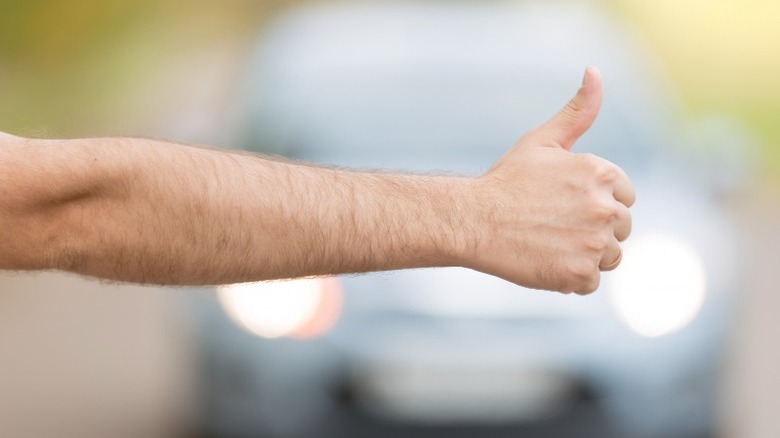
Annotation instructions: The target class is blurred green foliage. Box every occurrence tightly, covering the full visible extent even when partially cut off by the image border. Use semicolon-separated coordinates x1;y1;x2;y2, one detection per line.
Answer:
0;0;269;136
0;0;156;134
609;0;780;180
0;0;150;65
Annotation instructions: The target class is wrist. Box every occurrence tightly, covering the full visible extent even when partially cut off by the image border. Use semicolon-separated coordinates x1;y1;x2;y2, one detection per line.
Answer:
429;176;481;269
344;172;476;272
449;174;510;274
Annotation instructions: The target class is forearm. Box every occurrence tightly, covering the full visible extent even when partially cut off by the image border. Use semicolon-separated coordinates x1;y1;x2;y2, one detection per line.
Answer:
1;136;471;285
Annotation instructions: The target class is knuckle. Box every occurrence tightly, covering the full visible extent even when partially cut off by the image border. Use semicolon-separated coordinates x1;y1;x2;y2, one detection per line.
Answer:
577;274;601;295
596;164;618;184
566;258;597;283
563;257;601;294
584;232;610;252
592;200;618;222
577;154;620;184
577;152;600;169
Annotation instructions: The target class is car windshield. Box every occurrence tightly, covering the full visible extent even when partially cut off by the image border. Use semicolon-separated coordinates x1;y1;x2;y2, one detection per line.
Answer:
243;4;673;176
277;73;656;175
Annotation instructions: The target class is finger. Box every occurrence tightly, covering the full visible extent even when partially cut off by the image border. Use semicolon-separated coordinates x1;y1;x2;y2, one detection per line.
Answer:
599;238;622;272
612;165;636;207
533;66;603;151
613;202;632;242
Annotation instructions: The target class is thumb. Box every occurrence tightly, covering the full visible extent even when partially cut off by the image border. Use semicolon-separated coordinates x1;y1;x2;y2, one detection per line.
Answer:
535;66;603;151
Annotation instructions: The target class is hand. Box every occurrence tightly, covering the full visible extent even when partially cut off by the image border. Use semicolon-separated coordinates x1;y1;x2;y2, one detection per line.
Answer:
464;66;635;294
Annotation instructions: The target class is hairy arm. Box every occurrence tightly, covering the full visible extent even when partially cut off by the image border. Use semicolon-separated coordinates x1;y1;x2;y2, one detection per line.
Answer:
0;67;635;293
0;135;472;285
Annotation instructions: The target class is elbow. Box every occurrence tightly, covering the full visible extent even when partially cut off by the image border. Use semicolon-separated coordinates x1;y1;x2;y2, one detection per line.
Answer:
0;198;87;272
0;138;120;273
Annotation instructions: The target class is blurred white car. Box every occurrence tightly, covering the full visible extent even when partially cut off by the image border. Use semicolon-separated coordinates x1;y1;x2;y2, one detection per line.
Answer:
195;2;745;437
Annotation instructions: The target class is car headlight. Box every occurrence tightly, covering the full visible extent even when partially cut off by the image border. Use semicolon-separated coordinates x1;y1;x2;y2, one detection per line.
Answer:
217;277;342;339
606;234;707;338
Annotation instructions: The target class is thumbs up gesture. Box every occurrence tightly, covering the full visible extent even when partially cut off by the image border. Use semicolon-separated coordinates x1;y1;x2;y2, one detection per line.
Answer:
465;67;635;294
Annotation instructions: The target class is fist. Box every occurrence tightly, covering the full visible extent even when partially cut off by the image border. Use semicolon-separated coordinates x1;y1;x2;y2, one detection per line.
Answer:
465;66;635;294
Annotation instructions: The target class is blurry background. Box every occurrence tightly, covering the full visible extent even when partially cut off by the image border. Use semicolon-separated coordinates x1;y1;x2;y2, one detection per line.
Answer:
0;0;777;437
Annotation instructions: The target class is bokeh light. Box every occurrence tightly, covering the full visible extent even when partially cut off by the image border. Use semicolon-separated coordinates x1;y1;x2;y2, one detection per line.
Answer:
608;234;707;338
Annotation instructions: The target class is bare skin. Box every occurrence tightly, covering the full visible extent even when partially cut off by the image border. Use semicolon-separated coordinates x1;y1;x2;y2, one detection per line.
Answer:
0;67;633;294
